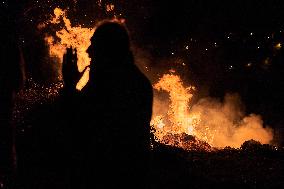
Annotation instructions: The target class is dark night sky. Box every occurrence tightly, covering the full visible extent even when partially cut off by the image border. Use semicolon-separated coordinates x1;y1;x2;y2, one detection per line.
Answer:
3;0;284;43
3;0;284;49
125;1;284;43
1;0;284;126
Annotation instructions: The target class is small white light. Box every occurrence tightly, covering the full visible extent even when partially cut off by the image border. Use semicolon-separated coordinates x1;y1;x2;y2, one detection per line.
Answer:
185;46;189;50
250;32;253;36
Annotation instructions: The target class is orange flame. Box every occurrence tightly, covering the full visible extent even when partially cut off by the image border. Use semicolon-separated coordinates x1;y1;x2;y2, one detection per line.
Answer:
152;73;197;135
45;8;94;90
151;72;273;149
44;8;125;90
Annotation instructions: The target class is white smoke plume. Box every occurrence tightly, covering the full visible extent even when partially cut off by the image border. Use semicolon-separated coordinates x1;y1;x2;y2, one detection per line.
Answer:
190;93;273;148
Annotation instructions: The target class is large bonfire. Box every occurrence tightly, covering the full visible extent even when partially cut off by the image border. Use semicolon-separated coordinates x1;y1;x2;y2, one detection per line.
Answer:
151;72;273;150
41;8;273;151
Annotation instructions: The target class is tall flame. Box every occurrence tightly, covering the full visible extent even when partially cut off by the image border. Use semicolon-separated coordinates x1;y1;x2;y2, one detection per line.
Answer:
151;72;273;149
44;8;94;90
152;72;197;135
44;7;124;90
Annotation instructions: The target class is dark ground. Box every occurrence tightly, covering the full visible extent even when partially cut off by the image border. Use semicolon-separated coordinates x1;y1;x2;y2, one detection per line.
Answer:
12;83;284;189
151;143;284;189
15;134;284;189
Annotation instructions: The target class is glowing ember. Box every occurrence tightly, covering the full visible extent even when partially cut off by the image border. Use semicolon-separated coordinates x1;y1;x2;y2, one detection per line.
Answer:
274;42;282;50
106;4;115;12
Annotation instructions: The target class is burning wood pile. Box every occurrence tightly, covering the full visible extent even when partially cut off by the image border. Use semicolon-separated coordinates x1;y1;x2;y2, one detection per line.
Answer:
161;133;212;152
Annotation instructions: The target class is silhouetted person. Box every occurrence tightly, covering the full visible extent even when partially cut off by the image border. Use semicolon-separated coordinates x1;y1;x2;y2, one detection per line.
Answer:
63;21;153;188
0;4;25;188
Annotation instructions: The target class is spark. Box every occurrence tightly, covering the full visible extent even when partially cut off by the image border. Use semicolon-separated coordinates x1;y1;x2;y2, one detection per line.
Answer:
275;43;282;50
246;63;252;67
264;57;271;65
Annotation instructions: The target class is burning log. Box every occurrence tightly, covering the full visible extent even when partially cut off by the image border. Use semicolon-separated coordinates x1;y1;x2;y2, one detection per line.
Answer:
162;133;212;152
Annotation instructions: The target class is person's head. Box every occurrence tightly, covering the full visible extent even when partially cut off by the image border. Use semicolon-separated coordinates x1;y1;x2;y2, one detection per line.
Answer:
87;20;131;68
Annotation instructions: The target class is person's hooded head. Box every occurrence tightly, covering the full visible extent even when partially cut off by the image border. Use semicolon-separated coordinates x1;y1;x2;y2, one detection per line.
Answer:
87;21;131;70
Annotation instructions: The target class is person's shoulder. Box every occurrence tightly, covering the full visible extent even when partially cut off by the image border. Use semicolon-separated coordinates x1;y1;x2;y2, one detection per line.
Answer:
134;71;151;85
133;67;153;93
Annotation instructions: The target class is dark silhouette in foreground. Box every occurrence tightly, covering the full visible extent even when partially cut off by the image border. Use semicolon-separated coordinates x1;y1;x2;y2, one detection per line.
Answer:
50;21;154;188
0;7;25;188
79;21;153;188
18;21;153;189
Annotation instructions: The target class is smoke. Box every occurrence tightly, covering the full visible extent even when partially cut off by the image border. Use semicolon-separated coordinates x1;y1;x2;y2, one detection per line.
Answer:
189;93;273;148
132;43;274;148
